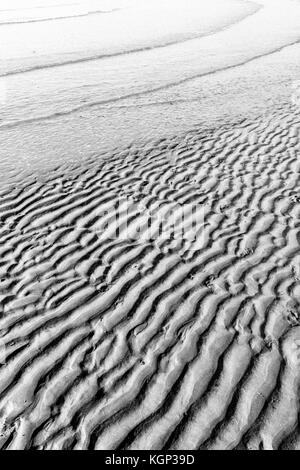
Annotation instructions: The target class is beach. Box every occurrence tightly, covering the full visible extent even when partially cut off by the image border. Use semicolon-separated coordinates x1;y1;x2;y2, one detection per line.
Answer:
0;0;300;450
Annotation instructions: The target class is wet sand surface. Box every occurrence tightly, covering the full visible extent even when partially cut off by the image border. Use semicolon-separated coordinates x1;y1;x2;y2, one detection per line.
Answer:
0;0;300;450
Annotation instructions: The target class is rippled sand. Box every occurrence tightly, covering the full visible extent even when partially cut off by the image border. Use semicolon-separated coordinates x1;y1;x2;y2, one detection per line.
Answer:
0;0;300;451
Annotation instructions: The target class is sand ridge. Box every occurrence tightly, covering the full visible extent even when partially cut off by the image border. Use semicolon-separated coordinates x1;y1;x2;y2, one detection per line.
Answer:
0;103;300;449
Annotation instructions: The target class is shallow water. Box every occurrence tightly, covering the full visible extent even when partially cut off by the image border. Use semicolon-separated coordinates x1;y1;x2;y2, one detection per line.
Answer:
0;0;299;174
1;0;300;133
1;0;257;75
